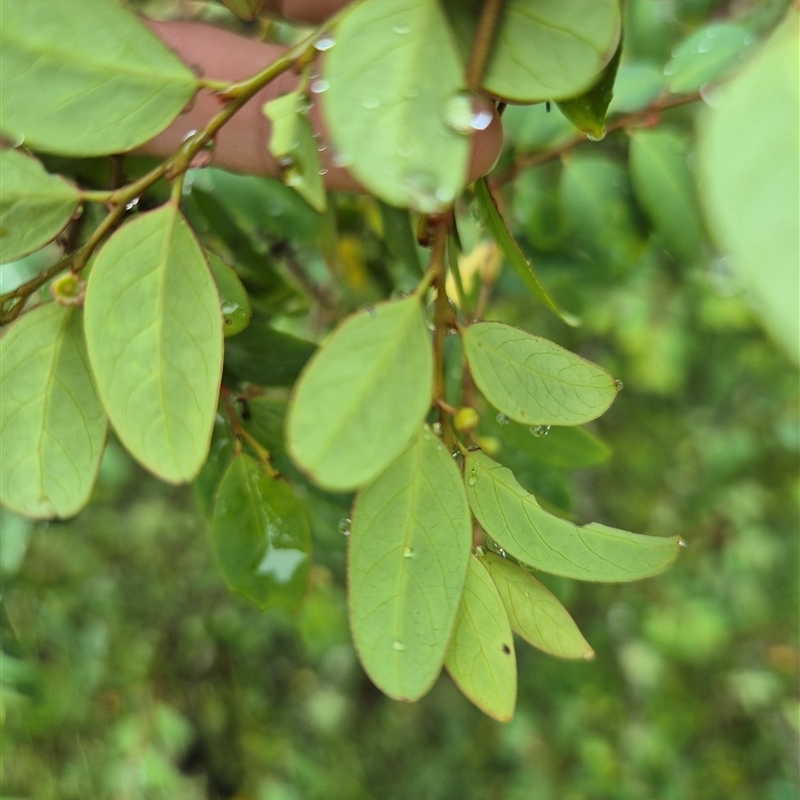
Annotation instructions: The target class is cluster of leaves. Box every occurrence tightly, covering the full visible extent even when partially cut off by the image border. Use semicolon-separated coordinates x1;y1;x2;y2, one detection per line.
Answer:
1;0;797;721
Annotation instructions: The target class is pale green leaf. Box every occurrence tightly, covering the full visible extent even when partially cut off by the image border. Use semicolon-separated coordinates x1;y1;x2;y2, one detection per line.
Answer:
444;554;517;722
286;296;432;492
629;128;705;262
664;23;755;95
221;0;265;20
213;454;310;608
465;450;682;581
322;0;470;212
475;179;578;326
557;41;622;141
263;91;327;213
206;252;252;338
445;0;621;102
482;552;594;659
697;12;800;363
608;62;664;113
0;304;107;519
349;426;472;701
84;205;224;483
0;0;198;156
0;150;81;264
463;321;618;426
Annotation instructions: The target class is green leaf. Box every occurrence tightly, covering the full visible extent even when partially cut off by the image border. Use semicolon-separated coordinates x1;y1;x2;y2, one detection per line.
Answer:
444;554;517;722
0;304;107;519
482;552;594;659
206;252;252;338
463;321;618;426
223;314;316;388
221;0;265;21
697;12;799;364
263;90;327;214
557;41;623;141
0;0;198;156
322;0;470;212
378;202;423;279
608;62;664;114
0;150;81;264
213;453;311;608
629;128;705;262
475;179;578;326
84;204;224;483
559;154;646;269
194;419;236;518
445;0;621;102
349;426;472;701
664;22;755;95
286;296;432;492
465;450;682;581
244;397;287;453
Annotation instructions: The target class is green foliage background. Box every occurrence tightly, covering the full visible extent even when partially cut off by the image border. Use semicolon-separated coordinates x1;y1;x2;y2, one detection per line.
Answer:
1;0;798;798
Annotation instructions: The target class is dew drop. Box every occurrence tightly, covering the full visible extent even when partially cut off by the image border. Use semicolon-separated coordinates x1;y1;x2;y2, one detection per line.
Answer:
523;590;530;598
363;304;377;318
444;92;495;135
614;379;624;391
678;538;687;548
317;143;327;152
314;34;336;51
393;22;411;34
11;133;25;148
124;197;140;211
318;167;329;176
697;40;713;53
431;421;443;436
403;547;414;558
467;470;477;487
401;171;445;212
338;518;351;536
530;424;550;438
190;138;216;169
392;641;405;651
362;97;380;109
310;78;330;94
699;83;723;108
585;127;607;142
496;413;509;426
331;149;353;168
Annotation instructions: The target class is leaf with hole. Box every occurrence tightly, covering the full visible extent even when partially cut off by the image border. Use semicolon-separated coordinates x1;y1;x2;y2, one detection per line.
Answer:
0;150;81;264
286;296;432;492
0;304;107;519
0;0;198;156
482;552;594;659
465;450;682;581
463;321;617;426
84;204;223;484
207;251;252;337
213;453;310;608
349;426;472;701
444;554;517;721
322;0;470;212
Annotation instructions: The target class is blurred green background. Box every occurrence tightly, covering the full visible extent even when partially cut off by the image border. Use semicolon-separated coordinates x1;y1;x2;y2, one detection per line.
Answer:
2;0;798;798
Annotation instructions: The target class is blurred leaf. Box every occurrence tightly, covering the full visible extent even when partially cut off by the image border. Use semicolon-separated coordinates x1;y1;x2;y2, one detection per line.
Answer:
213;453;311;608
193;420;236;518
697;11;799;363
444;554;517;722
223;314;315;387
557;41;623;141
0;149;80;264
608;61;664;113
445;0;621;102
0;502;34;575
463;321;617;425
512;165;565;253
664;22;755;94
378;201;423;278
244;396;287;452
349;426;471;701
323;0;470;212
629;128;704;261
0;304;107;519
263;90;327;213
207;252;252;338
476;179;578;325
286;297;432;492
465;450;682;581
501;103;574;151
0;0;198;155
85;205;223;483
221;0;264;20
483;551;594;659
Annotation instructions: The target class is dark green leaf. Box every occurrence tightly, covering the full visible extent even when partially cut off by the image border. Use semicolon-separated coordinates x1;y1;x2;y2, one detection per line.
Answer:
379;202;423;279
207;252;252;338
194;420;236;519
221;0;265;21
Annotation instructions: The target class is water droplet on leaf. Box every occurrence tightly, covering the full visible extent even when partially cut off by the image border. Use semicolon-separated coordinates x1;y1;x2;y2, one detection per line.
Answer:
338;518;351;536
530;424;550;437
496;413;509;426
444;92;495;135
467;470;477;487
310;79;330;94
392;641;405;651
403;547;414;558
614;379;624;391
362;98;380;109
314;34;336;51
393;22;411;34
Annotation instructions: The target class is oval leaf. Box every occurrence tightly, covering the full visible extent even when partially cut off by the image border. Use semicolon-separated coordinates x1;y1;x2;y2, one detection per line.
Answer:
1;0;198;156
482;552;594;659
444;554;517;722
84;205;224;483
0;150;81;264
349;426;472;701
207;252;252;338
0;304;107;519
463;321;617;426
629;129;705;262
214;453;311;608
445;0;621;102
286;296;432;492
465;450;682;581
322;0;470;212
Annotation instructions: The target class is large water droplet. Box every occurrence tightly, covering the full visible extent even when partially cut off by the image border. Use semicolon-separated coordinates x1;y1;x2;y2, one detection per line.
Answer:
310;79;330;94
496;413;509;426
338;518;351;536
444;92;495;135
314;34;336;51
585;127;607;142
530;425;550;438
392;641;405;651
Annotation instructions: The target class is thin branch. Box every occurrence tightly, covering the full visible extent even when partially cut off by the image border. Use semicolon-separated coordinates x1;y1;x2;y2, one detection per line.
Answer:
466;0;505;92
